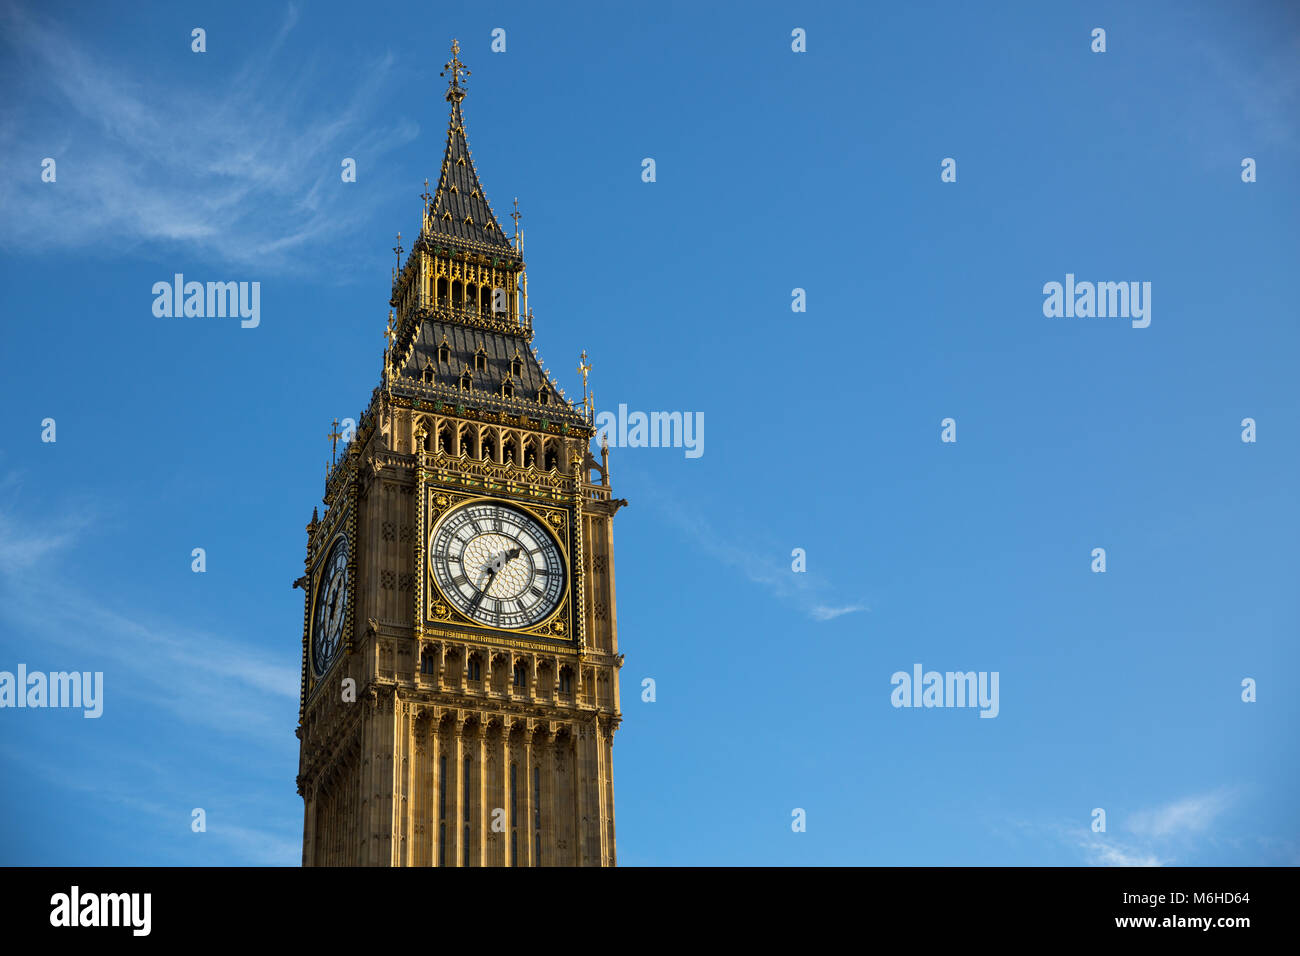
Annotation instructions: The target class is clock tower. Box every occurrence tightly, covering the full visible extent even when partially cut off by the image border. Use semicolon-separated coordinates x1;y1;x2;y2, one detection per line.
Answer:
295;41;627;867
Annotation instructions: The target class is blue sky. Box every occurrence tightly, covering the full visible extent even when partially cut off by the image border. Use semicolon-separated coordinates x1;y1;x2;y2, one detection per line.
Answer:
1;0;1297;866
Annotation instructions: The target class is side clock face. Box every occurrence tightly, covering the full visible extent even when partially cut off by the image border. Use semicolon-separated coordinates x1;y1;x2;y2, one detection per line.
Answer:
312;537;349;678
430;501;565;629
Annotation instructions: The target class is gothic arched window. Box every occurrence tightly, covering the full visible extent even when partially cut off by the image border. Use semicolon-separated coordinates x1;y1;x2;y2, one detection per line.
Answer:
467;654;482;683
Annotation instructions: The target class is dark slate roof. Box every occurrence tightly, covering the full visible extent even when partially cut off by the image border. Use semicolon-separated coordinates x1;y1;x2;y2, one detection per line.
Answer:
394;318;586;425
426;101;513;252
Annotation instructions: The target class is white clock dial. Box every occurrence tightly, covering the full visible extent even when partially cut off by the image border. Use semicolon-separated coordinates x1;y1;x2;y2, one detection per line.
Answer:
312;537;349;677
430;501;565;629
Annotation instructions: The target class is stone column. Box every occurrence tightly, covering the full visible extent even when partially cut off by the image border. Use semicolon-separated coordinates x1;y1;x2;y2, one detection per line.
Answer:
523;724;535;867
452;721;464;867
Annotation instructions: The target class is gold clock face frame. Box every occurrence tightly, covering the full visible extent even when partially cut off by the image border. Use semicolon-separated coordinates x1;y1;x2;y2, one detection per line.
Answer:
427;497;570;633
310;533;349;679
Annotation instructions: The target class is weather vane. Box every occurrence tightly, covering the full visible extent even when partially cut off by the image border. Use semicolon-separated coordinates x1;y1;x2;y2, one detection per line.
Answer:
578;351;593;419
441;39;470;101
328;418;343;464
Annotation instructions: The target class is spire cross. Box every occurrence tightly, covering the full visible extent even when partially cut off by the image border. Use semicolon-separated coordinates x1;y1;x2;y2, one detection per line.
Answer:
441;39;470;102
577;350;591;396
328;418;343;464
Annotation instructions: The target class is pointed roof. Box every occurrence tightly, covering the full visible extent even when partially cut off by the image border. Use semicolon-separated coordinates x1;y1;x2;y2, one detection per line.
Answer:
425;40;512;253
395;319;585;426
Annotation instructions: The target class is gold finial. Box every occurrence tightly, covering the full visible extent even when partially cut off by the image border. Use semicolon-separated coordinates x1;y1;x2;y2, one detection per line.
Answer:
441;39;470;103
379;310;395;358
512;197;524;255
577;350;592;409
328;418;343;464
420;178;432;210
392;231;404;271
382;311;396;388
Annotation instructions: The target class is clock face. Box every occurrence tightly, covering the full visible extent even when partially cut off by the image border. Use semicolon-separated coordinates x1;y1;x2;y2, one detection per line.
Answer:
312;537;349;677
430;501;565;629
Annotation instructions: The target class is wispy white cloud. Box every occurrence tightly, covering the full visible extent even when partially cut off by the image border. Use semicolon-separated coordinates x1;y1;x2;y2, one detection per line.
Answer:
0;509;91;574
811;603;869;622
0;492;298;739
1128;790;1233;840
208;823;300;866
643;487;868;622
1192;30;1300;154
1078;836;1163;868
0;2;418;271
0;489;301;863
0;722;300;865
1015;788;1240;867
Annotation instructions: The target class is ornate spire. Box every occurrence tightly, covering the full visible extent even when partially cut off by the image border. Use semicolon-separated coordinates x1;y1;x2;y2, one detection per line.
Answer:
425;41;513;252
441;39;470;104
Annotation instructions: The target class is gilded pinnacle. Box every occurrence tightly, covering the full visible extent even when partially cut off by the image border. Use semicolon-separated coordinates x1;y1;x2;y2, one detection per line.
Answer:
441;39;470;103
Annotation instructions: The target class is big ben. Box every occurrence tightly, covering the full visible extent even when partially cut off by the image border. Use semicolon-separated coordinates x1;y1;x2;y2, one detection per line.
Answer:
295;41;626;867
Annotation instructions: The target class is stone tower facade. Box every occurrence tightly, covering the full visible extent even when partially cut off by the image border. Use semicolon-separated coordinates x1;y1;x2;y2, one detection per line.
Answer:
295;41;627;867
